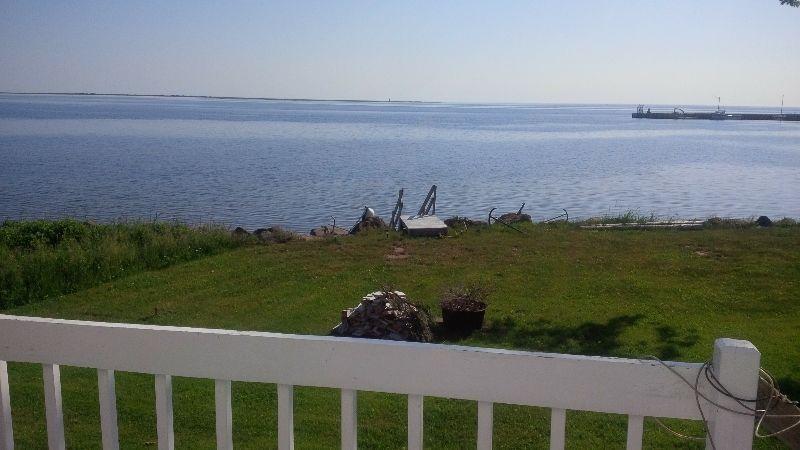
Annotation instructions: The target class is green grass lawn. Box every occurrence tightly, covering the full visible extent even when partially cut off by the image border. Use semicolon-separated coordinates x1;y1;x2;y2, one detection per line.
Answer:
3;224;800;448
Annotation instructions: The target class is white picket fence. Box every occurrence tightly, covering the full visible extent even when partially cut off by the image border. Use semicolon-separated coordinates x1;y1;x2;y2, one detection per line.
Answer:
0;314;761;449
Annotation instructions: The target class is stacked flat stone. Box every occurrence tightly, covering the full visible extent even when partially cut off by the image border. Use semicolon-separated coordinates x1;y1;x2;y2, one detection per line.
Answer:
333;291;429;341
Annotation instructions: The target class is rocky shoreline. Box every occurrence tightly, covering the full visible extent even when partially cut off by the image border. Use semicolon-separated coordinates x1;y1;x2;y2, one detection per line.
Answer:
229;213;795;241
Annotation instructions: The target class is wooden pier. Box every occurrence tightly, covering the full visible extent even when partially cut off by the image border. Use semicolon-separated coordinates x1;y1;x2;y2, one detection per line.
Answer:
632;107;800;122
397;185;448;237
400;215;448;237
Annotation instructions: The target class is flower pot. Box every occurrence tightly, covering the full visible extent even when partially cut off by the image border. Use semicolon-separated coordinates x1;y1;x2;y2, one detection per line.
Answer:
441;307;486;331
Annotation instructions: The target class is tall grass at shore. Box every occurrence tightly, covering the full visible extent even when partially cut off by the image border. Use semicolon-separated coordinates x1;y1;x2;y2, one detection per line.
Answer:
0;220;244;308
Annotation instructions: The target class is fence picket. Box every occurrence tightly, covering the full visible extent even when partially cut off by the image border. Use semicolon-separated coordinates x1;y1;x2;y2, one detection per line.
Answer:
97;369;119;450
407;395;423;450
42;364;65;450
625;415;643;450
549;408;566;450
278;384;294;450
341;389;357;450
155;375;174;450
0;361;13;450
477;401;493;450
215;380;233;450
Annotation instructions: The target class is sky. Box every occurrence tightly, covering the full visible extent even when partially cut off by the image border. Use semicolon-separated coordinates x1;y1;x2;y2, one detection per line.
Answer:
1;1;798;106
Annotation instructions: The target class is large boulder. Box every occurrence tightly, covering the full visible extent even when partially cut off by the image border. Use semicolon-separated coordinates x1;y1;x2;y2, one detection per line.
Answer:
756;216;773;227
231;227;250;239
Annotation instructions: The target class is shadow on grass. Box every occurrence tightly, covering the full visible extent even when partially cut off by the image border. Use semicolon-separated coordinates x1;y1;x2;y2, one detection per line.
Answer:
434;314;702;360
438;314;644;356
655;325;700;360
432;323;474;342
776;377;800;403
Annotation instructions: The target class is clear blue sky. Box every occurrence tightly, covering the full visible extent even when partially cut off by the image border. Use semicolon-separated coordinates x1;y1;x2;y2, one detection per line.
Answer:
1;0;798;106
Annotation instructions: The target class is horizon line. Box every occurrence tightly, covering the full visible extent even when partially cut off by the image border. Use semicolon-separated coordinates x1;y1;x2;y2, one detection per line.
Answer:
0;91;796;110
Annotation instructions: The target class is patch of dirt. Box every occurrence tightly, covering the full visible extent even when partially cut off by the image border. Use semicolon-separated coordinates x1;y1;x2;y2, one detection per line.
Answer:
686;245;724;259
385;245;410;260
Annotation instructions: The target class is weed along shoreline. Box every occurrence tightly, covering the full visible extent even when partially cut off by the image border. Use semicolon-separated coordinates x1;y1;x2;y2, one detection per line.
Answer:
2;213;798;309
1;215;799;447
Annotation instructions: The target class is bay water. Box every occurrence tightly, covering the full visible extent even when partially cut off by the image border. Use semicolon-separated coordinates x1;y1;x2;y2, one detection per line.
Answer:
1;94;798;231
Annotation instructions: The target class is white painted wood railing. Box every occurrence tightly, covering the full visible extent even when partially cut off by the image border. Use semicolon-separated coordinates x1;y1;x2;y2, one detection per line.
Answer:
0;315;760;449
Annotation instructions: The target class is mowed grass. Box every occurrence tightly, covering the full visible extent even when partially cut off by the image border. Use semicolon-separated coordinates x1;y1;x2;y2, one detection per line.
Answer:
4;224;800;448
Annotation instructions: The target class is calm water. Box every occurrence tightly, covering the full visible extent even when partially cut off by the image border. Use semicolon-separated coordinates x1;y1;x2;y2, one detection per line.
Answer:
1;94;799;231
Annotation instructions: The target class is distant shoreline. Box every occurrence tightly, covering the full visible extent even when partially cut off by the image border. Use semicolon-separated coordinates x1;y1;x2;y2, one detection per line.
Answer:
0;91;433;104
2;92;797;110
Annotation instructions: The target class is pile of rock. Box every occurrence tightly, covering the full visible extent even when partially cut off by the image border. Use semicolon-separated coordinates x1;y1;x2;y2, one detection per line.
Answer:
254;226;299;243
444;216;487;228
230;226;300;243
309;225;349;237
498;212;532;223
331;290;433;342
350;216;388;234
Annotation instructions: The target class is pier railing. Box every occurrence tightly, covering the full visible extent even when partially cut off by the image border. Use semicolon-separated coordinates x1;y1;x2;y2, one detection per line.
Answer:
0;314;760;449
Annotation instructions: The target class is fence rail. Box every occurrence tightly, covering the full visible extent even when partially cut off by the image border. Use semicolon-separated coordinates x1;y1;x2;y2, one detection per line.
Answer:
0;314;761;449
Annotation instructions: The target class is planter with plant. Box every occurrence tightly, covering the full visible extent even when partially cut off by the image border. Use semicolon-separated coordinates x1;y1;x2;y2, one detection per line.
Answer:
440;285;490;331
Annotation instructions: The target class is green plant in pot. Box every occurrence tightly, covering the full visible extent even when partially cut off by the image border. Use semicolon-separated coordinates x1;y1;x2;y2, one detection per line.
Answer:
440;284;490;332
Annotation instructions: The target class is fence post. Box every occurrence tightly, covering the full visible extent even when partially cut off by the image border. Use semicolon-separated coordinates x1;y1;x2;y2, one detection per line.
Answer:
706;338;760;450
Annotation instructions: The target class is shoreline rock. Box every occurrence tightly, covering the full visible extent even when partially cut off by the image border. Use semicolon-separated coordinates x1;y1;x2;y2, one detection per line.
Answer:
756;216;773;227
444;216;487;228
231;227;250;239
350;216;388;234
310;225;349;237
253;226;299;243
498;212;532;224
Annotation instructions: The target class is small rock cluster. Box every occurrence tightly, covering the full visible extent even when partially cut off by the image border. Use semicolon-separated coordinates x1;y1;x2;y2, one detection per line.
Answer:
498;212;532;223
444;216;487;228
309;225;349;237
230;226;300;243
332;291;433;342
350;216;388;234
